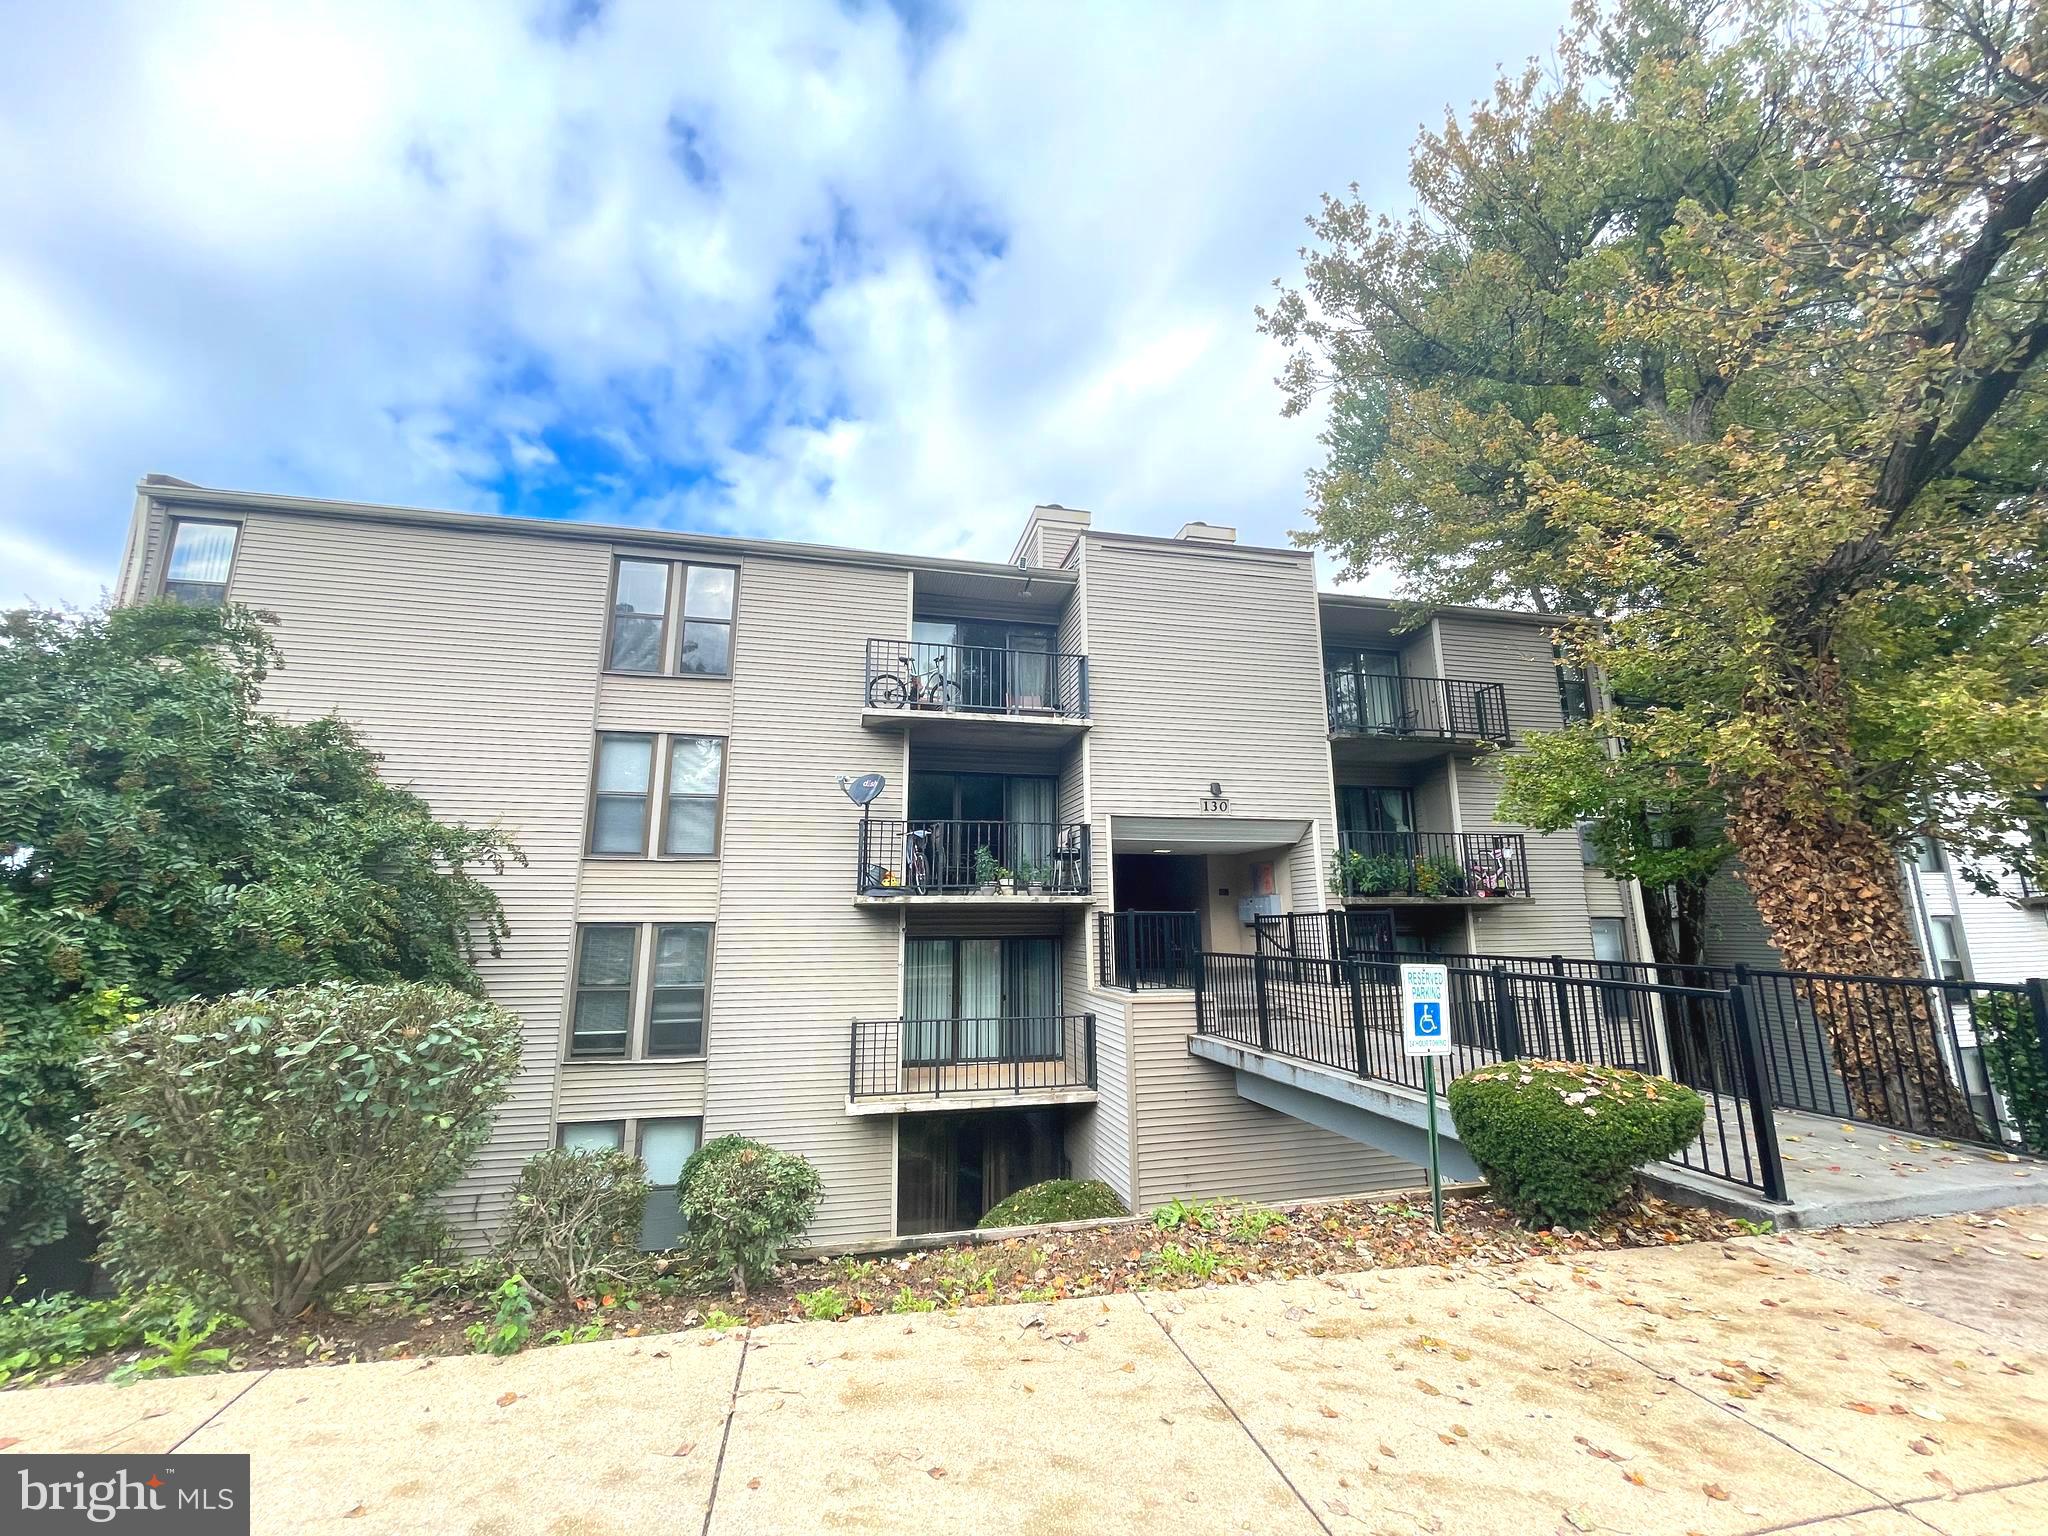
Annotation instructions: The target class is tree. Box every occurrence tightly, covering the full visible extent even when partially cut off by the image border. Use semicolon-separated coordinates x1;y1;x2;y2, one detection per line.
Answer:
1261;0;2048;1136
0;602;522;1269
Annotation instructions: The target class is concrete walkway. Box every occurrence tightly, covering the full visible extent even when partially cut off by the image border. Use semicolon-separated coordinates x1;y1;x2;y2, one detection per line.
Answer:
7;1210;2047;1535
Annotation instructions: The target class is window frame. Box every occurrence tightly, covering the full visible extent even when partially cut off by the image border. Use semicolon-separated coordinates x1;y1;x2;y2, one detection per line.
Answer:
676;562;738;678
157;517;242;606
568;924;639;1059
1927;914;1966;983
586;733;658;858
563;920;715;1062
1912;836;1947;874
558;1120;626;1153
645;922;713;1057
659;735;728;859
603;558;673;675
635;1116;703;1251
599;555;739;679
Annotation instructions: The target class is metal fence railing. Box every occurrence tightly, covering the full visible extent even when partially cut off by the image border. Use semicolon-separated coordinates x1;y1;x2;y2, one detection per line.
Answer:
1332;830;1530;900
1098;910;1203;990
1325;670;1510;743
857;819;1091;896
848;1014;1096;1101
1194;948;1788;1199
863;638;1089;719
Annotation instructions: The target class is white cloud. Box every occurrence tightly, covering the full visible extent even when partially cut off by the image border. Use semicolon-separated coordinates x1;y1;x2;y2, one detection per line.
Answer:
0;0;1564;604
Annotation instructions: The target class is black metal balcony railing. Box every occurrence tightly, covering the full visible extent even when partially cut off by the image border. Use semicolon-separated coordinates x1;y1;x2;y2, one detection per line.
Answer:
1331;830;1529;900
864;639;1090;719
848;1014;1097;1100
857;819;1092;896
1098;910;1203;990
1325;671;1509;743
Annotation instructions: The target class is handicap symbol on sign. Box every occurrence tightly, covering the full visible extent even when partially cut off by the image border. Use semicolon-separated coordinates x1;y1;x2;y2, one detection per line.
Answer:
1411;1001;1443;1038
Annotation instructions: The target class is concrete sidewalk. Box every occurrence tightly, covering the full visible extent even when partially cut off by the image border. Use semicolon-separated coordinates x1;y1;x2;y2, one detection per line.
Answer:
7;1210;2046;1535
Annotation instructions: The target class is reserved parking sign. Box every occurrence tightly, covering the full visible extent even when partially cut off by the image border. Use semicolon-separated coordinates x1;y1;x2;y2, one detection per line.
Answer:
1399;962;1452;1057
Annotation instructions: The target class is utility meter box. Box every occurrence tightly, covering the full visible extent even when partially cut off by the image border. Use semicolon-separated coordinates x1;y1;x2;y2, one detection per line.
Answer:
1236;894;1281;924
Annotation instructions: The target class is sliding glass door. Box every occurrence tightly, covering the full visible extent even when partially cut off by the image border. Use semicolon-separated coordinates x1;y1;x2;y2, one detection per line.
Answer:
1326;649;1402;732
902;936;1061;1062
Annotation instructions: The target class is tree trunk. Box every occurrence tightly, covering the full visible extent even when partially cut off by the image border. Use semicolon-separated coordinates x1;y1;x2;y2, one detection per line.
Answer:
1727;780;1980;1138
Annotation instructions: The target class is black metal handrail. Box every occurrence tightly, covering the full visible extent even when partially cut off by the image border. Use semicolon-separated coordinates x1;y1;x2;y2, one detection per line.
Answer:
848;1014;1096;1100
1193;948;1788;1200
857;819;1091;895
1332;830;1529;900
1325;670;1509;743
1098;910;1203;990
863;638;1089;719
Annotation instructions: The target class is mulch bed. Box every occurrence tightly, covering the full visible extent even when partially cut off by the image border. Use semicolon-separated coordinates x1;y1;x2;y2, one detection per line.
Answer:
28;1189;1744;1386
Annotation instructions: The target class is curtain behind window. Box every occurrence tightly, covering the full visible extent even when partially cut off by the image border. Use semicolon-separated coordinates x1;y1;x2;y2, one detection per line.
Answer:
905;940;952;1062
1005;937;1060;1058
957;939;1002;1058
1007;777;1056;877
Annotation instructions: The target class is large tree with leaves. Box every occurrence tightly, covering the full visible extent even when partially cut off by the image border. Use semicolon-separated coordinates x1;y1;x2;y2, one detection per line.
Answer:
1262;0;2048;1135
0;602;522;1270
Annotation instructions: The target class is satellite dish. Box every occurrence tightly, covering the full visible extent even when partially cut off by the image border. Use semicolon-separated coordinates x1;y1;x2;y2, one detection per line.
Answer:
838;772;886;807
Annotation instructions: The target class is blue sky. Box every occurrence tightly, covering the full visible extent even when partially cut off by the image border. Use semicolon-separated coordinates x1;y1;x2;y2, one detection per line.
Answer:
0;0;1564;606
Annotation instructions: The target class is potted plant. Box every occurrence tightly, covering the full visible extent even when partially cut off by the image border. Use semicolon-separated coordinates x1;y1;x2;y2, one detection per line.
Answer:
972;845;1012;893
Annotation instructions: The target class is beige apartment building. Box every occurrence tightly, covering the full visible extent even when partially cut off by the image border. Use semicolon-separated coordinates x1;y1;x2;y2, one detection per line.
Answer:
115;481;1647;1248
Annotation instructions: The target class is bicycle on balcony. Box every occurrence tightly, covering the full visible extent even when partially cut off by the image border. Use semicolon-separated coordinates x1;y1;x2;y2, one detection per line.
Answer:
866;650;963;710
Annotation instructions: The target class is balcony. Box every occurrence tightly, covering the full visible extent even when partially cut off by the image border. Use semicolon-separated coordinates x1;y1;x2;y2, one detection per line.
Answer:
847;1014;1097;1113
856;818;1093;905
861;638;1090;746
1325;671;1509;765
2012;869;2048;909
1331;830;1530;905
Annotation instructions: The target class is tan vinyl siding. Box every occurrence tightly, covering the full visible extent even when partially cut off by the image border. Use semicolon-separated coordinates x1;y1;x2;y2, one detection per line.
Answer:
703;555;908;1246
594;675;733;733
1702;859;1792;970
178;506;608;1246
557;1060;707;1119
1434;614;1598;955
1582;869;1629;919
1126;995;1415;1206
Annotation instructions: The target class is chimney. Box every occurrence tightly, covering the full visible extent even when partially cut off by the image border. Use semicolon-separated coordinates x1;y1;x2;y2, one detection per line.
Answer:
1010;503;1092;568
1174;521;1237;545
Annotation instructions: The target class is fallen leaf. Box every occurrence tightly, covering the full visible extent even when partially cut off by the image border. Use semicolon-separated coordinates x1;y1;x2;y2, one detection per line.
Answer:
672;1442;696;1458
1703;1484;1730;1501
1623;1470;1649;1488
1845;1401;1878;1414
1908;1440;1933;1456
1319;1405;1340;1418
0;1439;17;1451
928;1468;947;1480
1120;1361;1135;1373
496;1392;519;1407
344;1506;367;1520
747;1478;761;1490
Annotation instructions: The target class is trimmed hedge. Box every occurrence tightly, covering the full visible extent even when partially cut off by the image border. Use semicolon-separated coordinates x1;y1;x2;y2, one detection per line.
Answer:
1446;1060;1706;1229
499;1148;651;1303
677;1135;822;1298
976;1179;1128;1230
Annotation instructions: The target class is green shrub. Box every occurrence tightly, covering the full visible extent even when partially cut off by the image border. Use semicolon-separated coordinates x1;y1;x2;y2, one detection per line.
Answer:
1151;1243;1222;1281
1447;1060;1705;1228
465;1275;536;1356
1226;1203;1287;1241
499;1148;651;1304
676;1135;823;1299
74;982;522;1329
1976;993;2048;1153
976;1179;1128;1229
0;1287;220;1388
795;1286;848;1320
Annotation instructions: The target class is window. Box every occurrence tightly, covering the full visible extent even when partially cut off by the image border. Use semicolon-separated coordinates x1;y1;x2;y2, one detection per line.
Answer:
603;556;736;676
1576;819;1601;867
1913;836;1947;874
1338;786;1414;837
606;560;670;672
162;519;238;605
1325;649;1402;732
663;737;725;855
570;926;637;1056
566;921;714;1059
1554;645;1592;723
637;1118;701;1250
558;1120;624;1153
1927;915;1965;982
589;735;655;855
1590;918;1628;964
648;924;710;1056
679;565;735;676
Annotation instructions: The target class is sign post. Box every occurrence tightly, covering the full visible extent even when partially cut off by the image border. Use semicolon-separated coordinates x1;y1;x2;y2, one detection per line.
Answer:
1399;962;1453;1233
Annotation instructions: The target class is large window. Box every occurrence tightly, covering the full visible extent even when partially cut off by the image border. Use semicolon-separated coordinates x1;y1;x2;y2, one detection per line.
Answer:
663;737;725;856
1554;644;1593;723
1927;915;1966;983
559;1120;624;1153
162;519;238;605
568;921;714;1059
587;732;725;858
606;560;670;672
569;926;638;1057
603;557;736;676
637;1118;701;1249
904;935;1060;1062
1912;836;1947;874
1325;649;1402;732
1338;786;1414;837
